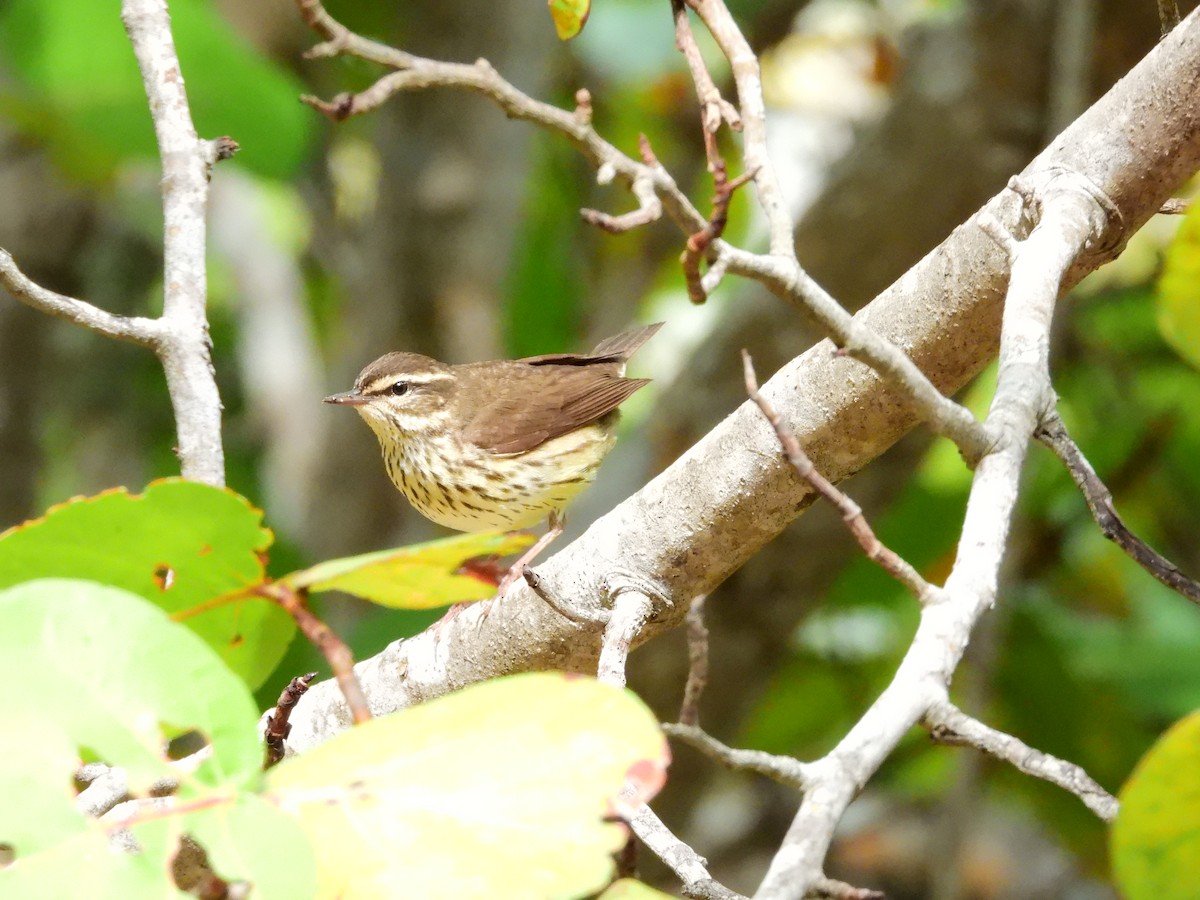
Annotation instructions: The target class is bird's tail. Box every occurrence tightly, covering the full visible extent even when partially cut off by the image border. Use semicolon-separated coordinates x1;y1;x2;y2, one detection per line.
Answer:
589;321;663;361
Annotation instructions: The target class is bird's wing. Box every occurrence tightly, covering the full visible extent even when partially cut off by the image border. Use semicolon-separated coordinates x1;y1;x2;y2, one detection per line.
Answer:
517;322;663;368
461;364;650;455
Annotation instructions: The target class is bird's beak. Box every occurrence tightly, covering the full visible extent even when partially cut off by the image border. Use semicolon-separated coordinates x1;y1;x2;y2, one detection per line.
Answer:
323;390;369;407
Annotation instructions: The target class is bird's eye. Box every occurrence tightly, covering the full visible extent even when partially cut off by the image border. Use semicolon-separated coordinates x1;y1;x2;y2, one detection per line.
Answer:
390;381;410;397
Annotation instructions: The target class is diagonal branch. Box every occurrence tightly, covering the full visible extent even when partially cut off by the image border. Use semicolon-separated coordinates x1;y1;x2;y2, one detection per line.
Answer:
1036;409;1200;606
743;350;937;603
924;700;1118;821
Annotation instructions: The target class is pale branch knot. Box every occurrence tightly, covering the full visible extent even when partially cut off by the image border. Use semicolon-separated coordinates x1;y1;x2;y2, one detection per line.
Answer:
573;87;593;125
301;91;357;121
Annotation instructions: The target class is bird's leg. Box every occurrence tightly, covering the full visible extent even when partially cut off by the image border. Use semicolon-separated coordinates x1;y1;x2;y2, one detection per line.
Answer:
496;511;565;598
432;513;567;638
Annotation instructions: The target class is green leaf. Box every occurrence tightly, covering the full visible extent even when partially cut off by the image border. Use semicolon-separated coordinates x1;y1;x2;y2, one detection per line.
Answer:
0;0;314;181
549;0;592;40
1157;203;1200;371
1112;710;1200;900
0;579;261;793
0;815;183;900
0;580;314;899
0;479;293;689
266;673;669;899
186;795;317;899
280;531;535;609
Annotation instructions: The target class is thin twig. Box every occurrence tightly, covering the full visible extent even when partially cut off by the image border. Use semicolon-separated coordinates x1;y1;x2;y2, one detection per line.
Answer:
672;0;742;134
684;0;791;256
263;672;318;769
581;177;663;233
1037;409;1200;607
625;802;747;900
678;595;710;726
0;250;162;348
663;723;810;790
257;584;371;725
743;351;937;603
925;700;1118;821
810;878;885;900
682;160;758;303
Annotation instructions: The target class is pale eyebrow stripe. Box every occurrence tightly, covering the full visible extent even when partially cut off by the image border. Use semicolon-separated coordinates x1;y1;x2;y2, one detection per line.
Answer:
363;372;455;393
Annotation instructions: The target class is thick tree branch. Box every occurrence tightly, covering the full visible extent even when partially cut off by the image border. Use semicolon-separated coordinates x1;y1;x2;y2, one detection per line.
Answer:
282;9;1200;759
122;0;226;486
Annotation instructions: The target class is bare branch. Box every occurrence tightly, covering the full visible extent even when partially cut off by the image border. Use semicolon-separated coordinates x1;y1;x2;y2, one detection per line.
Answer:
743;351;938;603
663;723;809;790
264;672;318;769
682;161;758;303
672;0;742;134
625;802;747;900
1158;197;1188;214
1037;409;1200;607
258;584;372;725
678;596;710;726
0;249;162;348
122;0;226;486
925;700;1118;821
581;177;663;234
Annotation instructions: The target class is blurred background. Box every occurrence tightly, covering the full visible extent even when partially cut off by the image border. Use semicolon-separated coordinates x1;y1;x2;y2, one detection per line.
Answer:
2;0;1199;896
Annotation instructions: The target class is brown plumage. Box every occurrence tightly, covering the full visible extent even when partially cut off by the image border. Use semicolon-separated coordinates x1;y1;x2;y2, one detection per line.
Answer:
324;323;661;537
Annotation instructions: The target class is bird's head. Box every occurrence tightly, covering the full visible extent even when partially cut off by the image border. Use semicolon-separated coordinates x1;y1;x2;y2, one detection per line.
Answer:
324;352;455;439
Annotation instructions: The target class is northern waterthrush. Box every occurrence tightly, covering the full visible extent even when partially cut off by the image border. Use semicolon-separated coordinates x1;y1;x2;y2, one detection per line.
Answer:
324;322;662;591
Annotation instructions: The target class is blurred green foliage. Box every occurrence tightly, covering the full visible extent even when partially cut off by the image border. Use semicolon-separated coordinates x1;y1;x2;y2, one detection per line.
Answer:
0;0;314;180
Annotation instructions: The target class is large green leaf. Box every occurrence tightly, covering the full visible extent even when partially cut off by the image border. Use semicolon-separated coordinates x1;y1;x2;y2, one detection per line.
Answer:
280;531;535;609
0;579;260;791
1112;710;1200;900
1157;202;1200;371
0;479;293;689
0;579;312;899
0;0;314;181
266;673;669;899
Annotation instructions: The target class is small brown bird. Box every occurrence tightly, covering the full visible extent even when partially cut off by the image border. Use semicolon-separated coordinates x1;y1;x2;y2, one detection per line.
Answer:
324;323;661;593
